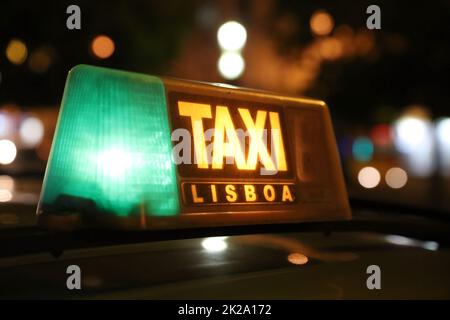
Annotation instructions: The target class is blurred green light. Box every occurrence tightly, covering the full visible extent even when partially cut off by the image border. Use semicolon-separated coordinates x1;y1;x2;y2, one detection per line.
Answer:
38;65;180;218
352;136;374;162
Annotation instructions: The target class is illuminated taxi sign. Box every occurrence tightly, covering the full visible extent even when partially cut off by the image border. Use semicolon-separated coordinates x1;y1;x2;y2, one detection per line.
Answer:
169;93;295;206
37;65;350;230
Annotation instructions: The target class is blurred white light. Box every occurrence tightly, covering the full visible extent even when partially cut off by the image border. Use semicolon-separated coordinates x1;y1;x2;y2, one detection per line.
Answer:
385;235;415;246
435;118;450;176
393;116;435;177
0;190;12;202
217;21;247;51
218;52;245;80
385;235;439;252
0;140;17;165
201;236;228;252
19;117;44;148
385;167;408;189
422;241;439;251
394;117;430;153
357;166;380;188
435;118;450;146
0;113;12;138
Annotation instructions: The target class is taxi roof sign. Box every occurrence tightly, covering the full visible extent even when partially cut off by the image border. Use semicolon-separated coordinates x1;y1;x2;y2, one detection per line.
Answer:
37;65;350;230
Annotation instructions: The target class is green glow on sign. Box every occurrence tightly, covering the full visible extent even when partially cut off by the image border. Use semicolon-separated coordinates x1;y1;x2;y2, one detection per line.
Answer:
39;65;180;217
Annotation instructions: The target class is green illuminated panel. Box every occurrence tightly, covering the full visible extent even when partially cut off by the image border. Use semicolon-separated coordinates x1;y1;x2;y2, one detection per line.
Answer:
39;65;180;218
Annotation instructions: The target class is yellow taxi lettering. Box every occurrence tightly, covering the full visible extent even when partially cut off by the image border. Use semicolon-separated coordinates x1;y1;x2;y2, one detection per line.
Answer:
269;111;287;171
225;184;238;202
263;185;276;202
244;184;257;202
212;106;247;170
178;101;212;169
210;184;218;203
190;184;204;203
282;185;294;202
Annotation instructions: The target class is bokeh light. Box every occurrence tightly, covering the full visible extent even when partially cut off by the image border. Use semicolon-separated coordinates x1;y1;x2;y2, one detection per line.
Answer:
0;140;17;165
287;253;309;265
0;175;14;203
393;117;433;153
393;115;435;177
0;113;13;138
0;190;12;202
385;167;408;189
370;124;392;147
5;39;28;65
435;118;450;146
352;136;374;162
0;175;14;191
435;118;450;176
354;30;375;56
217;21;247;51
19;117;45;148
318;37;343;60
358;166;381;188
201;237;228;252
28;47;54;74
422;241;439;251
310;10;334;36
91;35;115;59
218;51;245;80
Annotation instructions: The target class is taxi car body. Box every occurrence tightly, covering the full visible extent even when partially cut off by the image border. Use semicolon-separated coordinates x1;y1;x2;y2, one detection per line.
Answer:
1;199;450;299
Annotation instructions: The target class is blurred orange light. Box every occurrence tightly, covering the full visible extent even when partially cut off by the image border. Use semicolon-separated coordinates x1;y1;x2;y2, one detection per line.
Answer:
310;10;334;36
91;35;115;59
287;253;309;265
318;37;343;60
6;39;28;65
29;47;54;73
354;31;375;56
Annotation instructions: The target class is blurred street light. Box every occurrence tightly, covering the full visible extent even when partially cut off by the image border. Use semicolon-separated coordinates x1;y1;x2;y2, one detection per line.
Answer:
0;140;17;165
358;166;381;188
435;117;450;176
217;21;247;81
19;117;44;148
217;21;247;51
218;51;245;80
91;35;115;59
393;114;435;177
6;39;28;65
385;167;408;189
28;47;54;74
310;10;334;36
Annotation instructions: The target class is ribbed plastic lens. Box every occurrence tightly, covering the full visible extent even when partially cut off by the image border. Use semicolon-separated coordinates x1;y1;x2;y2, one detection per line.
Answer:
39;65;180;217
